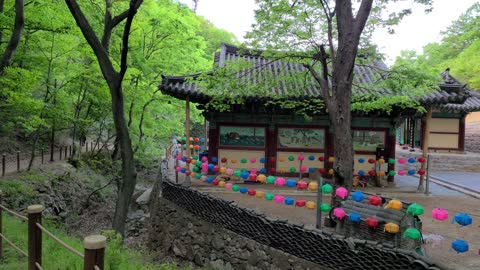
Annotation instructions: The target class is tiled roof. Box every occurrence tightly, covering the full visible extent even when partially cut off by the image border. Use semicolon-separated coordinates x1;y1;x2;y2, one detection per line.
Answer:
160;43;474;110
437;91;480;112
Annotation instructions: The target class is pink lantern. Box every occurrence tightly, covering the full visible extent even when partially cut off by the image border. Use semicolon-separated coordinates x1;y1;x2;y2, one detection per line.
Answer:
176;155;182;161
274;195;284;204
274;177;286;186
398;170;406;176
175;166;181;172
226;168;234;175
335;187;348;199
225;183;233;189
432;208;449;221
250;168;258;174
300;166;307;172
333;208;346;220
201;167;208;173
398;158;406;164
214;165;220;172
201;156;208;162
250;158;256;163
298;155;304;161
297;180;308;190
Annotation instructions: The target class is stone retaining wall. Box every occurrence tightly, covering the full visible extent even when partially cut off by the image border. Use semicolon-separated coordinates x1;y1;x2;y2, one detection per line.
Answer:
148;198;324;270
465;122;480;153
396;150;480;172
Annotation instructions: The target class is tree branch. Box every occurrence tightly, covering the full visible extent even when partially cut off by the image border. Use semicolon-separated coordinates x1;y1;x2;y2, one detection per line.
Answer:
354;0;374;34
119;0;143;81
320;0;336;61
0;0;24;72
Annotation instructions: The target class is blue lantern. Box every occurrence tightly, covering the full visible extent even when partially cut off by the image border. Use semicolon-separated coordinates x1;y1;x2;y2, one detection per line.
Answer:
308;167;316;173
349;212;361;223
200;137;205;143
181;156;187;162
259;157;266;163
259;168;267;174
206;177;214;183
358;158;365;163
351;191;365;202
285;197;295;205
451;240;469;253
239;187;248;194
358;170;365;176
208;164;214;171
407;169;416;175
240;171;249;179
181;168;186;173
452;213;473;226
286;179;297;187
308;155;315;161
200;145;205;150
408;158;416;163
211;157;218;163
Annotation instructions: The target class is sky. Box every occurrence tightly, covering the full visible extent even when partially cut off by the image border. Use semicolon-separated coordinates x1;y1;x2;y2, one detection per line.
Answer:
178;0;478;65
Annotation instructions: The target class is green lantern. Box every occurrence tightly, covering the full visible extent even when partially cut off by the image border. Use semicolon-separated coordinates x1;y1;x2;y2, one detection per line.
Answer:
407;203;424;216
290;167;296;172
182;136;186;142
403;228;421;240
321;184;333;194
234;170;241;177
288;155;295;161
320;203;331;213
192;155;198;160
266;176;276;184
183;144;187;150
192;166;199;172
388;170;396;176
265;193;274;201
232;184;240;192
195;173;202;179
388;158;396;164
241;158;247;163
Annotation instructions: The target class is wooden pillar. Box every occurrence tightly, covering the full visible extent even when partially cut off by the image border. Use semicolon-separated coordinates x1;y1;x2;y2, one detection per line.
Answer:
459;115;465;151
185;97;191;157
386;129;396;183
418;107;432;191
208;124;218;164
324;128;334;179
266;125;277;174
203;118;208;150
83;235;106;270
28;205;44;270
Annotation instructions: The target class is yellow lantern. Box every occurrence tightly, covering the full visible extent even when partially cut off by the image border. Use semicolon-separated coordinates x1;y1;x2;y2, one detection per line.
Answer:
218;181;226;188
189;137;194;141
384;223;400;234
377;170;386;177
256;191;265;198
231;159;237;163
256;174;266;183
189;144;194;149
279;156;286;162
279;168;286;173
191;160;197;165
328;157;335;163
385;199;403;210
328;168;334;175
306;201;316;209
219;167;227;174
308;181;318;191
378;158;385;164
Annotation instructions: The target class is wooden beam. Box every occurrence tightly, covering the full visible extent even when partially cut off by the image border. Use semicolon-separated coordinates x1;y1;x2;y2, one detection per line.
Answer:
185;97;190;157
418;107;432;191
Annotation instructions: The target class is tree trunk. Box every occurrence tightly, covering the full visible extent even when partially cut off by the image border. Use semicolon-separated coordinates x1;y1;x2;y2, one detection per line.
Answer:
0;0;24;72
110;79;137;236
418;107;432;191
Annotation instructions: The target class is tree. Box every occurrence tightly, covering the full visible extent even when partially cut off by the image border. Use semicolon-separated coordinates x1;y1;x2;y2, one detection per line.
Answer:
0;0;24;72
64;0;143;236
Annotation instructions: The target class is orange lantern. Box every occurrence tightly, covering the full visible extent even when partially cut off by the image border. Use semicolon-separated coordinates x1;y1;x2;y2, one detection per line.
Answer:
378;158;385;164
385;199;403;210
218;181;226;188
231;159;237;163
308;181;318;191
189;144;194;149
328;168;334;175
384;223;399;234
256;174;266;183
255;191;265;198
219;167;226;174
377;170;386;177
306;201;316;209
328;157;335;163
279;156;286;162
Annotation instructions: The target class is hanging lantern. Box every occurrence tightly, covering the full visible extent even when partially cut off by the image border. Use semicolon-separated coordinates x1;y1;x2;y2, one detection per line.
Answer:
269;157;276;163
407;169;416;175
318;156;325;162
175;166;181;172
388;158;396;164
220;157;227;163
308;167;315;173
288;155;295;161
270;168;276;174
181;168;186;173
388;170;396;176
385;199;403;210
259;168;267;174
403;228;421;240
318;168;326;174
265;193;274;201
365;217;379;228
191;159;197;165
247;189;256;196
328;157;335;163
308;181;318;191
298;155;304;161
274;195;284;204
240;158;247;163
232;184;240;192
290;167;296;172
186;158;192;164
255;191;265;198
452;213;472;226
431;208;449;221
300;166;307;172
219;167;226;174
285;197;295;205
189;144;194;149
213;165;220;172
250;158;256;163
237;187;247;194
378;158;385;164
297;180;308;190
368;195;382;206
398;158;406;164
279;156;286;162
206;177;214;183
321;184;333;194
274;177;286;186
333;208;346;220
192;166;199;173
368;170;376;176
200;175;207;182
185;171;191;176
351;191;364;202
208;164;214;171
358;170;365;176
349;212;361;223
286;179;297;187
418;157;426;163
368;158;375;164
384;223;400;234
296;200;306;207
398;170;406;176
218;181;226;188
233;170;241;177
240;171;249;179
320;203;331;212
212;178;220;185
451;240;469;253
194;137;200;142
225;183;233;190
358;158;365;163
266;176;276;184
305;201;316;209
407;203;424;216
231;159;237;164
417;169;426;175
328;169;334;175
211;157;218;163
176;155;182;161
408;158;416;163
194;145;200;150
256;174;266;182
248;173;257;181
377;170;386;177
259;157;266;163
335;187;348;199
189;137;194;142
308;155;315;161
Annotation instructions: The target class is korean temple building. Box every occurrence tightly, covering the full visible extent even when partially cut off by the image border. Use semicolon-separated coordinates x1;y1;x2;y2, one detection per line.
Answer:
160;43;480;182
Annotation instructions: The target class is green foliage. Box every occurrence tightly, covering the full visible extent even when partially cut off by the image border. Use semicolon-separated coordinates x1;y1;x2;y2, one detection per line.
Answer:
0;216;189;269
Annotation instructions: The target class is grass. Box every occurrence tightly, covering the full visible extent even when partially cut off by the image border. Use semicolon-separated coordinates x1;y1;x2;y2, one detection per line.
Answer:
0;214;189;270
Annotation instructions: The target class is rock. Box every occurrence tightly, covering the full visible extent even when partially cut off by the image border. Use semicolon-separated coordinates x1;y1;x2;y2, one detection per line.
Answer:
193;253;204;266
212;234;225;250
135;188;152;205
209;259;225;270
172;240;187;258
128;209;145;220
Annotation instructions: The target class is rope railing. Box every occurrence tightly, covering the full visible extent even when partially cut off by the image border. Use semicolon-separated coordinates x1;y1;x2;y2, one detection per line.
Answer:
0;204;28;221
35;223;84;259
0;232;28;257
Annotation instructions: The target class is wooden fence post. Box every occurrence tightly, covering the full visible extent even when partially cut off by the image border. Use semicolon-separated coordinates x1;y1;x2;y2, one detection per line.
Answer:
83;235;106;270
16;151;20;172
28;205;43;270
41;149;44;164
2;154;5;176
64;146;68;159
69;145;72;157
59;147;62;160
86;142;89;153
